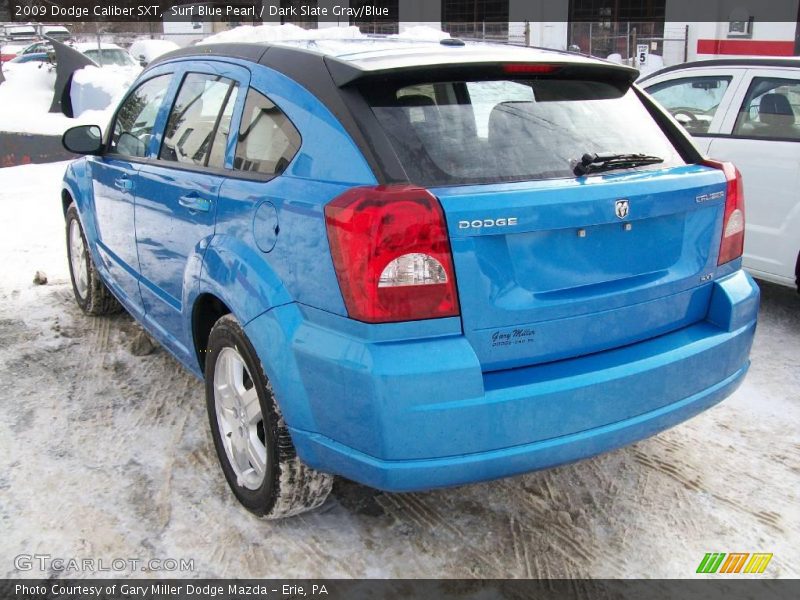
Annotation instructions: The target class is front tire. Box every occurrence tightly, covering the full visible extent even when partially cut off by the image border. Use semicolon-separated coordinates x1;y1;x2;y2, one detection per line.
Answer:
65;203;121;315
205;314;332;518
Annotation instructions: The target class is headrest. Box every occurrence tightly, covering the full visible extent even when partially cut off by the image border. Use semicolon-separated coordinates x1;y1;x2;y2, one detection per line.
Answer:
760;93;794;127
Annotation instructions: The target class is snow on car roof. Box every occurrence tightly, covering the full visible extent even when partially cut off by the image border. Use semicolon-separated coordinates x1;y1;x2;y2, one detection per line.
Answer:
129;39;180;61
197;23;573;60
185;23;614;73
1;43;31;52
151;23;634;90
71;42;126;51
278;37;601;70
197;22;366;45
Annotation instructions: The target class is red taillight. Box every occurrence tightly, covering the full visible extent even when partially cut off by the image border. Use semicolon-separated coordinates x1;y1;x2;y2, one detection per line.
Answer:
703;159;745;265
502;63;560;74
324;185;460;323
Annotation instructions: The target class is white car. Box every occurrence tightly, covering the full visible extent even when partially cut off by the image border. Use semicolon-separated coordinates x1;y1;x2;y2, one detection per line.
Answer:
1;23;38;43
641;58;800;291
40;25;71;42
128;39;180;66
71;42;140;69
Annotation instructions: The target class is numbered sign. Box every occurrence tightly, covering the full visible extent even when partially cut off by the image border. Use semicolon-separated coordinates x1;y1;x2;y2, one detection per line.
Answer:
637;43;649;66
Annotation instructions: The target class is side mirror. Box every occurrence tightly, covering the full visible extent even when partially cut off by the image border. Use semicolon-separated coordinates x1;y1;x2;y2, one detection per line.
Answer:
62;124;103;155
138;54;147;67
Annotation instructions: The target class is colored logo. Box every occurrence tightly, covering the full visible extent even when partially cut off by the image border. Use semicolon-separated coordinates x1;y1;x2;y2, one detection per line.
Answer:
696;552;773;574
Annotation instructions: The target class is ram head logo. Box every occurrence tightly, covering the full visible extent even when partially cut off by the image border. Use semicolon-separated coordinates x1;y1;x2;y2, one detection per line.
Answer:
615;199;630;219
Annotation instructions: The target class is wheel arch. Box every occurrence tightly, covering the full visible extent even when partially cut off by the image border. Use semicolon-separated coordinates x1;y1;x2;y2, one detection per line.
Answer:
61;159;100;244
191;234;294;374
61;187;74;217
191;292;232;373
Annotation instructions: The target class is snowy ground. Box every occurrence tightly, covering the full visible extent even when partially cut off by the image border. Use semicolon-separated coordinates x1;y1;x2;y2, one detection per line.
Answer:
0;162;798;578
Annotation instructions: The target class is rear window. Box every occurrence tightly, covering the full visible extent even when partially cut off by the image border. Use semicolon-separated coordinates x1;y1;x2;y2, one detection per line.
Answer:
84;49;135;67
366;78;684;186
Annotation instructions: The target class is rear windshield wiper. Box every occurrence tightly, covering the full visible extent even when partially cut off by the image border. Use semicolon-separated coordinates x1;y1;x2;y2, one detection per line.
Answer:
574;152;664;176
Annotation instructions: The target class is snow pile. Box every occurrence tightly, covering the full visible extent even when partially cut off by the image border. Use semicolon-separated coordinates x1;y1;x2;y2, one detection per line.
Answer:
0;62;63;135
0;62;125;134
0;61;56;109
129;39;180;65
70;65;133;118
391;26;450;41
198;23;364;45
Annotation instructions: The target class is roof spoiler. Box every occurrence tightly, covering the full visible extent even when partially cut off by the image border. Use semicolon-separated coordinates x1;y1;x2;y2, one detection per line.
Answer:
324;56;639;88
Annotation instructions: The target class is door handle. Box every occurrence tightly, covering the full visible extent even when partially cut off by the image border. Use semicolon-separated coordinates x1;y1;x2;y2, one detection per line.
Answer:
113;176;133;192
178;193;211;213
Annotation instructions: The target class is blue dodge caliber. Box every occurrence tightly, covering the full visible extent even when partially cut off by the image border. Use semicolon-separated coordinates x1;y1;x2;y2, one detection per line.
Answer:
61;38;759;518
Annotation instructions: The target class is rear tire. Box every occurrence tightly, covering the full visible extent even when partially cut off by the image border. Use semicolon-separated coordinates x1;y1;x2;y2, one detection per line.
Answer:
205;314;332;518
65;203;122;316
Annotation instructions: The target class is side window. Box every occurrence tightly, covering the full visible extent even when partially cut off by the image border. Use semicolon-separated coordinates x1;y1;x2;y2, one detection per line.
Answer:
732;76;800;140
207;84;238;169
645;76;732;135
160;73;239;168
233;89;300;176
109;74;172;158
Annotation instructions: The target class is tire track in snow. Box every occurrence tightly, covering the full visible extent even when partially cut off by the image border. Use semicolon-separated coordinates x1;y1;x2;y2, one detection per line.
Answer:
508;515;533;578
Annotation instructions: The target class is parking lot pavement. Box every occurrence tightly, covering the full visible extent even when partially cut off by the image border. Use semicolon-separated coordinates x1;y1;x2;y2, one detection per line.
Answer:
0;163;798;578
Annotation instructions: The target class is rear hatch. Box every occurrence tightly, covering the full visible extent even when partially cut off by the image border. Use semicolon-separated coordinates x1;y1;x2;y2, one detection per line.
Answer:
358;59;727;371
436;167;724;371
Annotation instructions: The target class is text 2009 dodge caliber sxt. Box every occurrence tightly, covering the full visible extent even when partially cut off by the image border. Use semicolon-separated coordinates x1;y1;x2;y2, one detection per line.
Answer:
59;37;759;518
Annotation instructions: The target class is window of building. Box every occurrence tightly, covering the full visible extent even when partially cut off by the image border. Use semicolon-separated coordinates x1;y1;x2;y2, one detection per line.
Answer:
442;0;509;41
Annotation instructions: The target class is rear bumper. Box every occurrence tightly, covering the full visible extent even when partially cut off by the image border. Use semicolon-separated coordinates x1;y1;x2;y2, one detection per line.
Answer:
291;364;747;491
246;270;759;492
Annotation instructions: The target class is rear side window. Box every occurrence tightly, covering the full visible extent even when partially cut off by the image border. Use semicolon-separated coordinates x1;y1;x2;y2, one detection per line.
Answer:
109;74;172;158
160;73;239;168
366;78;684;186
732;76;800;140
233;89;301;176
